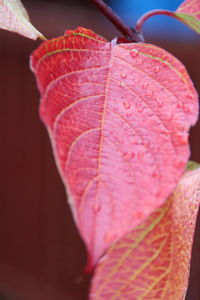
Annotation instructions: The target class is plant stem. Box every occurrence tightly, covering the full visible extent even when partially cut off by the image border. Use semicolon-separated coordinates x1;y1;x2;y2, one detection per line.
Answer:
89;0;143;42
135;9;177;33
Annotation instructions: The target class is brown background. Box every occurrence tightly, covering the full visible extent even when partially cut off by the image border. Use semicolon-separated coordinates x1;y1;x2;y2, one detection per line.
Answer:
0;0;200;299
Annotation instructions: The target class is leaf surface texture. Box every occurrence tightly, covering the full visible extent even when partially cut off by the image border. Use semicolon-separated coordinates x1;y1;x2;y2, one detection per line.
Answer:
0;0;44;39
90;168;200;300
31;27;199;269
175;0;200;34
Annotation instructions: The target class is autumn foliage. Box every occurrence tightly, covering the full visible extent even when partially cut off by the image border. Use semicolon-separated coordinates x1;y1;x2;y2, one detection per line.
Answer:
30;26;199;272
90;167;200;299
1;0;200;299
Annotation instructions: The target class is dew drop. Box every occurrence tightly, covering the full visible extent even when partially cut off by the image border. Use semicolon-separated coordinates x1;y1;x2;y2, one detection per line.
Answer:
123;152;135;160
146;91;153;98
155;191;161;198
137;152;144;159
177;124;185;132
157;100;163;107
184;106;191;113
137;59;142;64
187;94;193;99
160;130;168;136
143;139;150;147
120;81;125;88
136;101;142;107
142;83;149;89
104;232;116;243
165;113;173;121
173;159;185;168
59;148;66;157
177;134;188;145
152;171;161;179
123;101;131;109
130;49;139;58
155;66;160;73
155;147;160;153
153;146;160;153
176;101;183;109
132;136;138;144
93;203;101;213
131;132;136;137
135;211;144;220
137;107;144;113
121;72;127;79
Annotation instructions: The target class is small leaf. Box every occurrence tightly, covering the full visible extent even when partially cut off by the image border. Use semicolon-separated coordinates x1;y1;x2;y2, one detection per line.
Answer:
90;168;200;300
187;160;200;171
30;27;199;270
0;0;45;40
175;0;200;34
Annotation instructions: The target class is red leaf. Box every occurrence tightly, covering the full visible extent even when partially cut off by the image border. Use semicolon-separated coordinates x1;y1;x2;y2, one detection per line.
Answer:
0;0;44;40
30;27;199;269
177;0;200;16
90;167;200;300
175;0;200;34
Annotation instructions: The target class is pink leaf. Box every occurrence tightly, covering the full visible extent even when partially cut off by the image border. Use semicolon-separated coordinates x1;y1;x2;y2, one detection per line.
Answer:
177;0;200;16
0;0;45;40
30;27;199;270
175;0;200;34
90;167;200;299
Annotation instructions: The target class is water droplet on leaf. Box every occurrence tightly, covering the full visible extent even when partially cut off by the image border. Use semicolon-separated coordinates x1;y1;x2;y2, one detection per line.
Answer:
137;59;142;64
160;130;168;136
142;83;149;89
137;152;144;159
123;152;135;160
152;171;161;179
121;72;127;79
151;146;160;153
176;124;185;132
123;101;131;109
93;203;101;213
135;211;144;220
187;94;193;99
155;191;161;198
146;91;153;98
143;139;150;147
173;159;185;168
136;101;142;107
157;100;163;107
130;49;139;58
155;66;160;73
176;101;183;109
184;106;191;113
176;134;188;145
165;113;173;121
137;107;144;113
104;232;116;243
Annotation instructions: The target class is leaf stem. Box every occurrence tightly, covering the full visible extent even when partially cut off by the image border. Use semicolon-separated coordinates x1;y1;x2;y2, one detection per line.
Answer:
89;0;143;42
135;9;177;33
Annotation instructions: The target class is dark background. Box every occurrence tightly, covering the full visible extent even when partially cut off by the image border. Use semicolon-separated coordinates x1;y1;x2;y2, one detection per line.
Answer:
0;0;200;299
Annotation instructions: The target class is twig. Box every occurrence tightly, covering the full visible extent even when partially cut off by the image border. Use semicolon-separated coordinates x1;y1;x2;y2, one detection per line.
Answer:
135;9;177;33
89;0;143;42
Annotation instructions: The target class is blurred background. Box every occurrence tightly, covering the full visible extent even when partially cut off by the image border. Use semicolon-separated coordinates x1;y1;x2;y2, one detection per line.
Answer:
0;0;200;299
